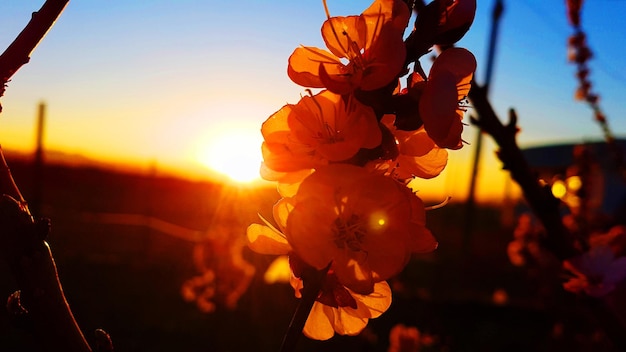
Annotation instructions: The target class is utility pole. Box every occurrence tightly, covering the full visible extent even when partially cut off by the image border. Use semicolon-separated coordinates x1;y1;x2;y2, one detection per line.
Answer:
32;101;46;217
463;0;504;250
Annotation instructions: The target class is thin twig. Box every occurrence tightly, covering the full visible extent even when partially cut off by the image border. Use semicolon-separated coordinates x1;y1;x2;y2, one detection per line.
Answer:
0;1;94;351
279;265;329;352
468;81;626;350
468;82;579;261
0;0;69;108
0;165;92;352
0;146;26;204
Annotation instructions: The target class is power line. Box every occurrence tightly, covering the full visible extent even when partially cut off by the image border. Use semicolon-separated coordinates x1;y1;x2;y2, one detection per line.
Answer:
518;1;626;88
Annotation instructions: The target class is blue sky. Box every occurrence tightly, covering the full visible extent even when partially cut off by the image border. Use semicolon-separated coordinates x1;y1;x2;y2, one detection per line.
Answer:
0;0;625;200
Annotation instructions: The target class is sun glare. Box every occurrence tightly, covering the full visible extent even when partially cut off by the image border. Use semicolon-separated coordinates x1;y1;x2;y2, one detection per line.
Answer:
198;130;263;183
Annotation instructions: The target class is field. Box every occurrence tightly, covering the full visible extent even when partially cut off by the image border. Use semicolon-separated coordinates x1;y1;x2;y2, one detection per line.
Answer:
0;156;617;351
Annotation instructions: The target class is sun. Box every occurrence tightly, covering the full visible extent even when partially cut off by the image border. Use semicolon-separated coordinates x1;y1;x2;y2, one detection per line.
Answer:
197;130;263;183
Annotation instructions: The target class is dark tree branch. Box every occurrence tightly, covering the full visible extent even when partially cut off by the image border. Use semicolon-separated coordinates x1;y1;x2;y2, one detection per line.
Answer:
0;2;96;351
1;150;92;352
279;264;329;352
0;0;69;110
469;81;626;351
468;82;579;261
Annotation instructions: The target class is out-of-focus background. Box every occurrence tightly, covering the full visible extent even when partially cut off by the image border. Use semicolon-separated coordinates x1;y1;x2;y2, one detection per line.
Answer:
1;1;625;351
1;0;625;202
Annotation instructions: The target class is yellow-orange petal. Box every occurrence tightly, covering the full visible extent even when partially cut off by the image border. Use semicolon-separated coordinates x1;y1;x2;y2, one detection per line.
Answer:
246;224;291;255
303;280;392;340
351;281;392;319
322;15;366;60
287;164;421;294
395;148;448;179
261;141;326;172
359;24;406;91
362;0;411;38
395;154;446;179
319;63;361;95
395;127;435;156
263;255;292;284
288;46;340;88
289;91;381;162
390;127;449;179
303;303;335;340
331;307;368;336
273;197;294;232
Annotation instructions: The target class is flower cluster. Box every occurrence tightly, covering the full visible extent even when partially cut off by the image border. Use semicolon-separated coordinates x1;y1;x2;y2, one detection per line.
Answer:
387;323;436;352
565;0;625;175
562;0;626;297
507;213;552;268
562;225;626;297
181;223;255;313
565;0;597;105
248;0;476;340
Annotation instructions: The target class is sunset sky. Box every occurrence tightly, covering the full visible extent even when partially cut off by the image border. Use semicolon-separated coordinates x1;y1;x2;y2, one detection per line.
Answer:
1;1;625;202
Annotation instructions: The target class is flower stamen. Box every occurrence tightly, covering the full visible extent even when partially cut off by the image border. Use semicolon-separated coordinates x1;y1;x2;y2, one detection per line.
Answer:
333;214;367;252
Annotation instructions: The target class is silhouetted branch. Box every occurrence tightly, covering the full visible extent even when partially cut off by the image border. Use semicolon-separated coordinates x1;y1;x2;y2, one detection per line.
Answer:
0;1;98;351
1;150;92;352
468;82;579;261
0;0;69;110
279;264;329;352
0;146;25;204
469;81;626;351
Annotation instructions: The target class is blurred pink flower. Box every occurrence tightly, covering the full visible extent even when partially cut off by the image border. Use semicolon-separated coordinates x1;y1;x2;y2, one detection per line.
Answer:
589;225;626;258
563;245;626;297
388;323;436;352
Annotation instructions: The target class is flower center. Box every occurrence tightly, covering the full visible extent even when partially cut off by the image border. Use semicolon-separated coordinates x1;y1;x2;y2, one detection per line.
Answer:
317;272;358;309
342;30;365;71
323;0;366;73
333;213;366;252
293;90;344;145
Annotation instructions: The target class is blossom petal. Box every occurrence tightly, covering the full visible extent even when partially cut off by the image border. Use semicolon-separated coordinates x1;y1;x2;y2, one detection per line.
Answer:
287;46;340;89
246;223;291;255
394;127;448;179
409;226;438;253
273;197;294;232
606;257;626;284
259;164;312;198
332;306;368;336
419;71;464;149
419;47;476;149
303;303;335;340
395;151;448;179
288;198;338;270
322;16;366;60
435;0;477;44
352;281;392;319
287;164;434;293
361;23;406;90
333;256;376;294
